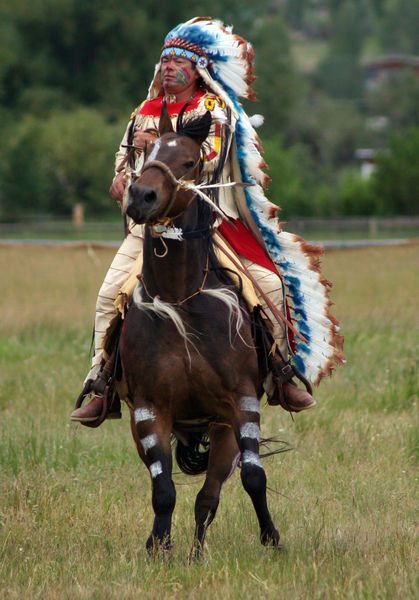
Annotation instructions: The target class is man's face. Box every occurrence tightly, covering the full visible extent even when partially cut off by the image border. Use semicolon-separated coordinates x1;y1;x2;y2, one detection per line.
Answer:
160;55;200;95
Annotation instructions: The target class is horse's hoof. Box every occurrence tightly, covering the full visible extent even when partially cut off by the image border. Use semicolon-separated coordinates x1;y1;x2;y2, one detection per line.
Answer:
146;535;172;557
188;545;204;564
260;528;282;548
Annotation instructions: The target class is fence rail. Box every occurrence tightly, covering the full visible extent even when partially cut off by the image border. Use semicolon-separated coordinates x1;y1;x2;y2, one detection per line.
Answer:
1;216;418;231
282;216;419;234
0;216;418;245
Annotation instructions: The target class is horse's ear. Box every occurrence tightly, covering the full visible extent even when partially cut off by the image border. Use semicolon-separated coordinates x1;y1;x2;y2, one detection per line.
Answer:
177;110;212;146
159;102;174;136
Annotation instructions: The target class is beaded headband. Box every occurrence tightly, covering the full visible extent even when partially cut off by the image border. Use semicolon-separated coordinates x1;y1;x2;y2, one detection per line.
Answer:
161;37;209;69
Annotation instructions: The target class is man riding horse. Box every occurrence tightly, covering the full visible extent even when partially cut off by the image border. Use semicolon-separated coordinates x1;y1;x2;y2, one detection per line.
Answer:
71;17;343;424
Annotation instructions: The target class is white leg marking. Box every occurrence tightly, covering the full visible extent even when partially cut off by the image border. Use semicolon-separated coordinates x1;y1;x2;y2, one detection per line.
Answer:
149;461;163;478
240;396;260;414
134;407;156;424
240;422;260;442
242;450;262;468
140;433;158;453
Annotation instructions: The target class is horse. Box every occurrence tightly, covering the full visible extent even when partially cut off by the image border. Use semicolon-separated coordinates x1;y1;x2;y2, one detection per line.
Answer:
116;103;280;559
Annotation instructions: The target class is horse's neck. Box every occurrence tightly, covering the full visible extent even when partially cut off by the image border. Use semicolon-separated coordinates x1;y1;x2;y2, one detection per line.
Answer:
142;213;209;303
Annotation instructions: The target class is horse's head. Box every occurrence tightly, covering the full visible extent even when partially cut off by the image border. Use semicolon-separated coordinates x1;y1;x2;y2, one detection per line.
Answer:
124;103;212;224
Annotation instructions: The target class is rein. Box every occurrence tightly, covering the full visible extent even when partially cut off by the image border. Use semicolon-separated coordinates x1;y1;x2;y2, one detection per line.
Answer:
138;254;210;306
213;233;309;345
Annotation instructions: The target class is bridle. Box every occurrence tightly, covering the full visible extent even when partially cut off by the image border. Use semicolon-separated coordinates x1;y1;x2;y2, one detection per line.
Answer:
125;142;242;229
133;153;212;301
127;142;249;256
135;157;201;223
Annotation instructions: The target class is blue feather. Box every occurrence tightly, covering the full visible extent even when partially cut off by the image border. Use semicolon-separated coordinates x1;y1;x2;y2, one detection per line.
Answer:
293;354;306;374
296;342;311;355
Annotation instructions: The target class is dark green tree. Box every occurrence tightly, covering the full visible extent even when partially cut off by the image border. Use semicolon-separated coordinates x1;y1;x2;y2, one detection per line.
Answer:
250;14;302;134
367;70;419;135
0;108;123;219
379;0;419;55
371;127;419;215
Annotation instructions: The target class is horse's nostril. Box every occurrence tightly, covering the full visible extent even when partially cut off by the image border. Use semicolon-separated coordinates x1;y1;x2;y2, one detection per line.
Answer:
129;184;157;205
144;189;157;204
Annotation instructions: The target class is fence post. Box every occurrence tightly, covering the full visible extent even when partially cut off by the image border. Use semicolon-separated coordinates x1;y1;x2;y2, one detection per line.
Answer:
72;203;84;228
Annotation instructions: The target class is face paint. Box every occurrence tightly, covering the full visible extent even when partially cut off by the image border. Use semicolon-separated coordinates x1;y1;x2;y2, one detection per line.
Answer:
176;67;190;86
160;57;198;94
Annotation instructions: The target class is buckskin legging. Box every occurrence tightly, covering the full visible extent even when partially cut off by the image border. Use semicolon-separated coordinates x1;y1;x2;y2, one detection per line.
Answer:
85;224;288;382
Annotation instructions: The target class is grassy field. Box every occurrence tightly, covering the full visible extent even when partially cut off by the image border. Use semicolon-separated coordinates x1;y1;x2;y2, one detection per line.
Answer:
0;242;417;599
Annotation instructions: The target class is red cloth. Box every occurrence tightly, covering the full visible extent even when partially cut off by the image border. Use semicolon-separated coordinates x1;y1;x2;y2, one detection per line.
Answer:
138;91;205;117
218;219;278;274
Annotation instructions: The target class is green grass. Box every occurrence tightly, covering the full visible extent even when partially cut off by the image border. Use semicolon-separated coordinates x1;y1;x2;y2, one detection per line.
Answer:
0;244;418;599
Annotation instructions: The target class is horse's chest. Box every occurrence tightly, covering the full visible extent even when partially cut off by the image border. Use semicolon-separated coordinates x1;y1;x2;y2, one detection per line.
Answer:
122;329;238;397
121;304;253;401
123;309;234;362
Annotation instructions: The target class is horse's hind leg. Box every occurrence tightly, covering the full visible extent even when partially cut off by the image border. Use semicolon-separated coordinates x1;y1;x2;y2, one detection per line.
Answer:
190;425;239;561
237;395;281;547
130;405;175;553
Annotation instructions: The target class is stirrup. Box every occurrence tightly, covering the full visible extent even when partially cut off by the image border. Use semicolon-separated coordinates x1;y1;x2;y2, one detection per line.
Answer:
73;373;121;429
265;357;313;407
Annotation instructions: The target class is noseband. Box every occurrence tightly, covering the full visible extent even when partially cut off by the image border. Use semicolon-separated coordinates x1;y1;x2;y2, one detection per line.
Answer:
139;158;199;222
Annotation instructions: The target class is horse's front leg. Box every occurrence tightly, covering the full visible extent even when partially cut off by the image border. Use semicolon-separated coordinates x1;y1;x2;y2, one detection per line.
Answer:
237;394;281;548
190;425;239;561
130;403;175;554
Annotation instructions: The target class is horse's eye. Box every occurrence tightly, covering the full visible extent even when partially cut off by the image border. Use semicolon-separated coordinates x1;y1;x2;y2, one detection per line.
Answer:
183;161;195;170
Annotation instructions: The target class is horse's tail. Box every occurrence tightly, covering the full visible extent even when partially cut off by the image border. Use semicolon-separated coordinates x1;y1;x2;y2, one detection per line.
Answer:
174;432;210;475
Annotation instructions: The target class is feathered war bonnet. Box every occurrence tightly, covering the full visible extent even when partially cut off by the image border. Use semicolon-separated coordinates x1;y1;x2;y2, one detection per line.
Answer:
147;17;257;110
147;17;270;196
147;17;270;205
147;18;345;385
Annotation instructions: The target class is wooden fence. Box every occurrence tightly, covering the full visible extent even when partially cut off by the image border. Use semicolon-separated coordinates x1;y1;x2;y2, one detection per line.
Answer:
0;216;418;238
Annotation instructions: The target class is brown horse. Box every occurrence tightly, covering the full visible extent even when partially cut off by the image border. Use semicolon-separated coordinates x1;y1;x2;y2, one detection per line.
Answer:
117;105;280;559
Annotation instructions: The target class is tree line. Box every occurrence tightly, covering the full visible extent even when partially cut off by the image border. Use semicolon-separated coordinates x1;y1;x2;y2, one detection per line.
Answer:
0;0;418;221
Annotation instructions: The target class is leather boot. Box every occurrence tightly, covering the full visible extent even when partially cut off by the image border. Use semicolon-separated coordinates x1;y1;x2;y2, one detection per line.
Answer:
282;381;315;412
266;355;315;412
71;359;122;424
70;393;104;422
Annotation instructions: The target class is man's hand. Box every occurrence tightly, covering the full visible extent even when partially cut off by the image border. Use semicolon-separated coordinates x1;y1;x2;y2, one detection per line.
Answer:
133;128;157;150
109;173;126;203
